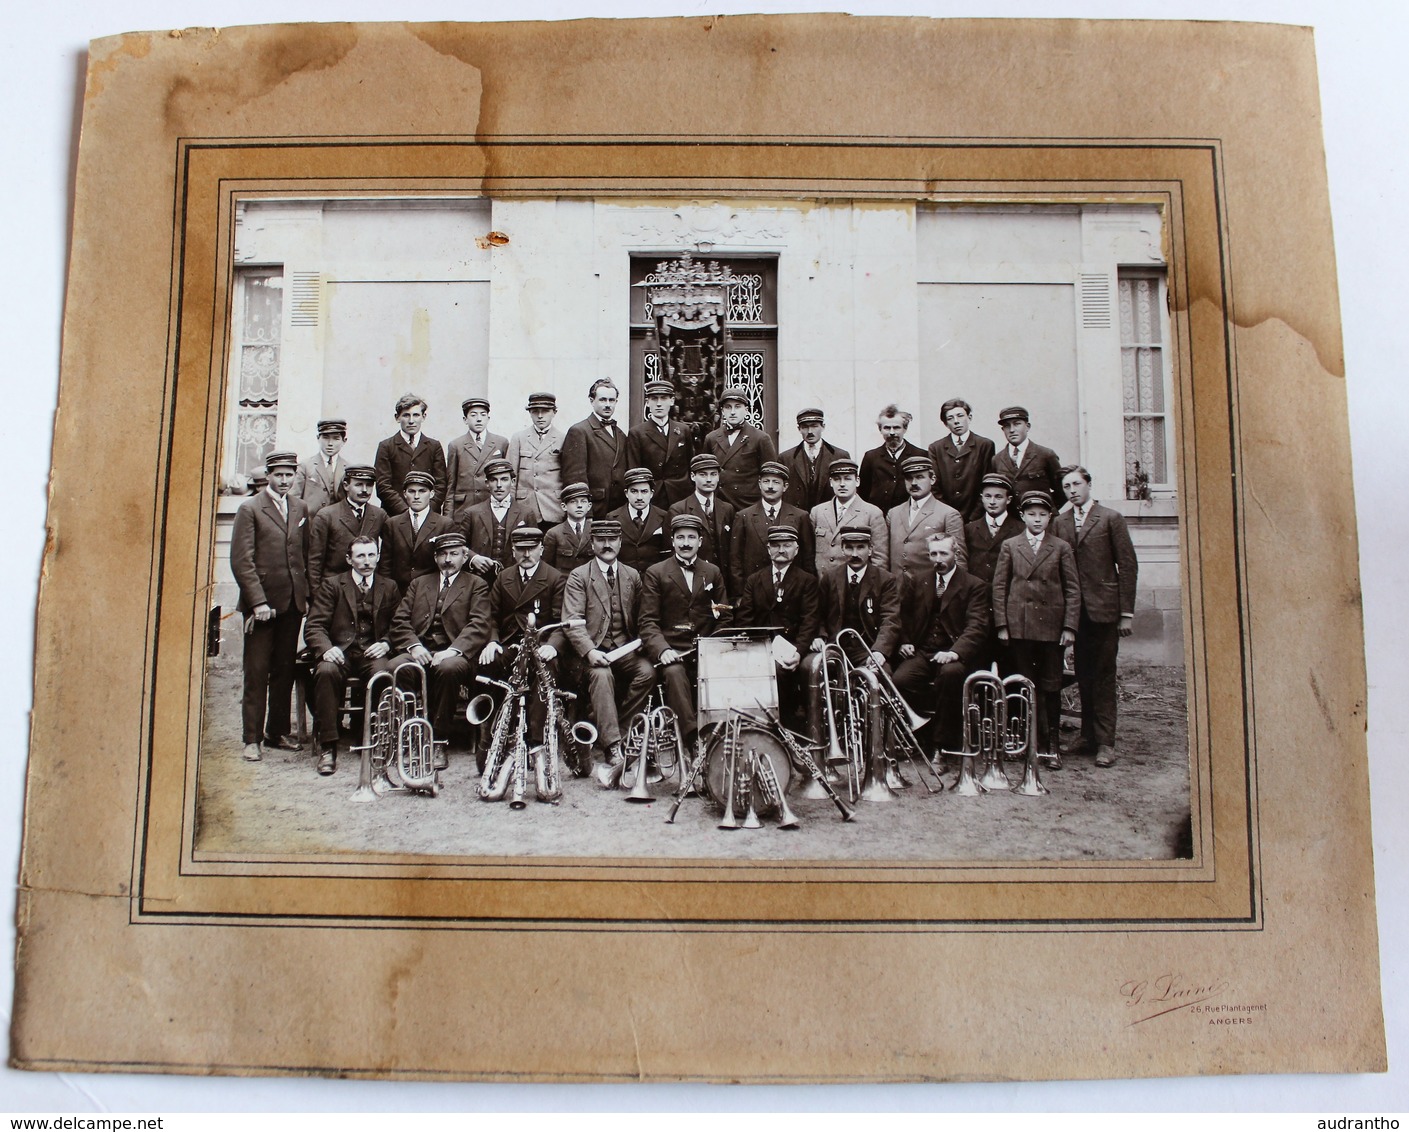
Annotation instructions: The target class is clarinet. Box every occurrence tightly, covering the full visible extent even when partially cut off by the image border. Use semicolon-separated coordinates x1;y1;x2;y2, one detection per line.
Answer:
746;701;857;822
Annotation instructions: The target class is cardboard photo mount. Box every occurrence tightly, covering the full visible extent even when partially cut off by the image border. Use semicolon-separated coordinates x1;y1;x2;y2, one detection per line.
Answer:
15;17;1384;1081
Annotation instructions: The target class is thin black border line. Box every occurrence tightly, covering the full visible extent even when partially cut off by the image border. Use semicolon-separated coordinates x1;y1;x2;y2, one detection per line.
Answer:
138;137;1249;929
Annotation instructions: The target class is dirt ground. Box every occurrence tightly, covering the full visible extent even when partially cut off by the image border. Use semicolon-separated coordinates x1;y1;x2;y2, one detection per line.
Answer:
195;653;1190;863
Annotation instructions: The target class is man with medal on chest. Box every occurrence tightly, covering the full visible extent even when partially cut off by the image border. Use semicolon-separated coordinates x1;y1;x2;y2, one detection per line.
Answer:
736;524;821;730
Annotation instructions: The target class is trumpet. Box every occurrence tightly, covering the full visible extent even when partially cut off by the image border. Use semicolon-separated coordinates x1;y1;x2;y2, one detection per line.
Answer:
752;743;800;829
743;701;856;822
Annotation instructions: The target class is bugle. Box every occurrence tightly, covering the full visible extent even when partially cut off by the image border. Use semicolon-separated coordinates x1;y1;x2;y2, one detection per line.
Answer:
744;702;856;822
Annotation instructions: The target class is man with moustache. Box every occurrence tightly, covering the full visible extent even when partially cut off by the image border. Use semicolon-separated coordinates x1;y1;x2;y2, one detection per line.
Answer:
886;455;966;580
442;397;508;515
626;380;694;507
730;460;814;598
859;403;926;513
780;407;849;511
608;466;671;574
562;379;629;518
373;393;448;516
928;398;997;522
307;464;387;594
736;525;821;728
703;387;778;509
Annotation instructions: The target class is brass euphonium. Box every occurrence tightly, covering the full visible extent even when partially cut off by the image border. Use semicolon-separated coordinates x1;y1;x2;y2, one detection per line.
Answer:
835;627;942;793
1004;672;1047;797
350;670;397;802
947;669;1006;796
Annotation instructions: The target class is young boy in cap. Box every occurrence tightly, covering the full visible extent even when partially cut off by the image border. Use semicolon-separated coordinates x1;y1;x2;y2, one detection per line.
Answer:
293;419;348;516
506;392;565;526
811;457;888;573
991;490;1081;766
608;467;671;574
781;407;850;511
886;454;966;580
928;398;997;523
736;525;821;728
229;450;310;762
543;481;595;574
703;386;778;509
668;452;735;576
561;378;628;518
626;380;694;507
307;464;387;594
443;397;508;515
730;459;814;598
373;393;448;516
456;457;541;578
382;470;453;594
992;406;1063;502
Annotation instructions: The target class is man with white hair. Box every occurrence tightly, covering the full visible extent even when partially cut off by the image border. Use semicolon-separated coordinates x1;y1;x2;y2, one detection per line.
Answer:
859;403;926;513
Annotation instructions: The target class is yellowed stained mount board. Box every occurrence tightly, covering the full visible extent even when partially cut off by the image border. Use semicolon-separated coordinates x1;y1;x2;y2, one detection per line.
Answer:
14;16;1384;1080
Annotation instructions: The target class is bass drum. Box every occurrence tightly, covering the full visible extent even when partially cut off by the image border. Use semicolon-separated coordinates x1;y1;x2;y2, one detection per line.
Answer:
703;726;794;817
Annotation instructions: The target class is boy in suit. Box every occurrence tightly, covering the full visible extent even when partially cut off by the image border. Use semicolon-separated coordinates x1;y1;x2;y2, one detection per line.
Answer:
703;386;778;509
730;460;815;598
991;405;1063;503
303;534;401;775
928;398;997;522
1053;465;1138;768
561;379;628;518
442;397;508;515
887;455;967;579
668;453;735;578
543;481;595;575
292;418;348;517
229;451;310;762
381;470;453;594
506;392;566;526
736;525;821;728
307;464;387;594
781;407;849;511
811;458;888;573
626;380;694;507
373;393;448;516
608;466;670;574
456;457;541;579
992;491;1081;766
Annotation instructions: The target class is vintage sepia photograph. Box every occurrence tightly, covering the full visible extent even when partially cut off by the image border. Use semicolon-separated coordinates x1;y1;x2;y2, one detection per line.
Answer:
197;194;1189;863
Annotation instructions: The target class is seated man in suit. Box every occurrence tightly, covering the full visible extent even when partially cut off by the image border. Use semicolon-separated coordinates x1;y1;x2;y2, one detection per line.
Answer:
859;403;926;513
668;452;734;578
928;398;997;522
736;525;821;730
563;519;657;771
811;457;888;573
303;535;401;776
456;457;541;580
307;464;388;595
887;455;966;580
292;418;348;517
374;392;448;516
477;526;567;771
781;407;849;512
543;481;595;574
626;380;694;508
703;386;778;509
381;470;453;594
639;513;732;748
730;460;815;598
991;405;1063;503
388;531;493;747
992;491;1081;766
893;534;991;761
1052;464;1138;769
443;397;509;515
608;466;670;574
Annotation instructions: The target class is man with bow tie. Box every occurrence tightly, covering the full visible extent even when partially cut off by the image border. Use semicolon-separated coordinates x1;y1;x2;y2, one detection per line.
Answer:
781;407;849;511
562;379;629;518
990;405;1063;503
304;535;401;776
810;458;888;573
639;513;733;748
373;393;448;516
893;534;991;759
703;386;778;509
382;470;453;594
927;398;997;522
626;380;694;507
607;466;671;574
736;525;821;729
729;460;815;598
292;418;349;516
443;397;509;515
306;464;387;595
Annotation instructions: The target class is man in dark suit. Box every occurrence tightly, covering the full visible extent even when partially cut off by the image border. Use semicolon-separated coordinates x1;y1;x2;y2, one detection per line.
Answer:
859;403;926;513
542;481;595;575
626;380;694;508
729;460;815;598
639;513;732;746
563;519;657;767
810;526;903;669
303;534;400;775
668;453;734;578
381;470;454;594
374;393;448;516
1053;465;1139;768
991;405;1063;503
893;534;991;756
992;491;1081;764
608;466;670;574
229;450;310;762
388;531;493;742
455;457;541;579
292;418;348;517
442;397;509;515
780;407;849;511
561;379;628;518
736;525;821;728
703;386;778;509
963;472;1026;671
307;465;387;594
928;398;997;522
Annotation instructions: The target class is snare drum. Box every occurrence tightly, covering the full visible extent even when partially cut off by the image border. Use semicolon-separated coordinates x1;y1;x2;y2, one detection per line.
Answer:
703;725;794;817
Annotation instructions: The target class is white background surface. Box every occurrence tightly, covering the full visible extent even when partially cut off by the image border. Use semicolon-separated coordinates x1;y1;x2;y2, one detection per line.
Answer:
2;0;1403;1112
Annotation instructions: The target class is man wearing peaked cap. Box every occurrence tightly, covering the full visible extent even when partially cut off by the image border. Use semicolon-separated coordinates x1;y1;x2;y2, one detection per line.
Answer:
928;397;997;523
229;450;311;762
307;463;388;595
382;468;453;594
543;480;595;575
735;524;821;728
561;379;629;519
293;418;348;517
443;395;508;515
608;466;671;574
811;455;888;573
668;451;735;574
506;392;566;525
374;393;448;517
992;405;1063;503
455;455;540;577
730;458;815;599
963;470;1025;596
627;379;695;507
886;452;966;581
781;407;850;511
703;386;778;509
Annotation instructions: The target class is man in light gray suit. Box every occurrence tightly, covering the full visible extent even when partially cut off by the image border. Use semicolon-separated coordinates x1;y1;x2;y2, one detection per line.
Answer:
443;397;509;514
811;458;888;573
506;391;566;526
886;455;966;579
292;419;348;517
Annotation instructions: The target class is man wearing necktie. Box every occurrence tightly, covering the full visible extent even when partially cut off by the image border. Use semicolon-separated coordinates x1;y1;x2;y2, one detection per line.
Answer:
736;525;821;729
810;458;889;573
927;398;998;522
962;472;1026;671
858;403;927;513
443;397;509;515
561;378;628;518
505;392;566;526
729;459;815;598
292;418;348;517
607;466;671;574
382;470;453;594
307;464;387;594
626;380;694;508
990;405;1063;503
893;534;991;759
543;481;596;574
702;386;778;509
886;454;966;580
229;450;310;762
303;535;401;775
781;407;850;511
667;452;735;575
457;457;541;579
373;393;448;516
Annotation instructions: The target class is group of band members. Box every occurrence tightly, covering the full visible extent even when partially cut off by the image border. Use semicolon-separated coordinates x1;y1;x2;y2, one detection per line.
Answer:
231;383;1138;783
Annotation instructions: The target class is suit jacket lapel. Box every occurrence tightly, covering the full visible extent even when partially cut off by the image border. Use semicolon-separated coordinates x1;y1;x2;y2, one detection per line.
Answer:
259;492;287;529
